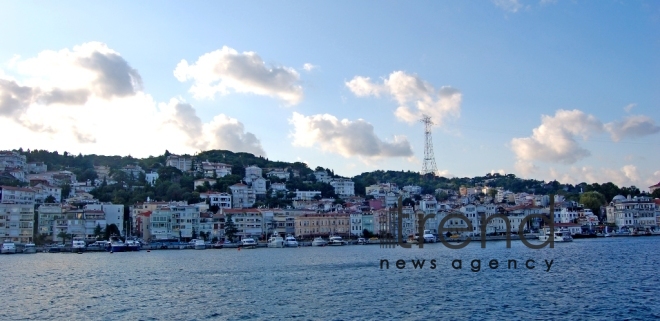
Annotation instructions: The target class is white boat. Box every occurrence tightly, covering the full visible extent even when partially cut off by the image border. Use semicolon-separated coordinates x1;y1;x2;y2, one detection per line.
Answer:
241;238;257;249
22;243;37;254
1;240;16;254
268;233;284;248
538;228;573;242
72;237;86;252
423;230;436;243
194;239;206;250
357;238;366;245
328;235;347;246
284;235;298;247
312;237;327;247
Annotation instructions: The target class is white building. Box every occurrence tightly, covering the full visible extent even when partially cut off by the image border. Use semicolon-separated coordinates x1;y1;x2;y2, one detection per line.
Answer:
223;208;264;240
37;203;65;238
199;161;232;178
295;190;322;200
26;162;47;174
0;203;34;243
0;186;35;204
200;192;232;209
121;165;145;179
244;165;263;183
266;169;290;181
166;155;194;172
270;183;288;197
350;213;363;236
145;172;159;186
330;179;355;198
252;177;267;195
84;203;125;235
31;183;62;203
402;185;422;195
0;150;26;171
229;183;254;208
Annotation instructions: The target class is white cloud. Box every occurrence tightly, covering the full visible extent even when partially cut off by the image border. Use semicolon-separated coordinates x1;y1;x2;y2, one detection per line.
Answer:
604;115;660;142
548;165;649;190
0;43;266;158
510;109;603;164
514;161;538;176
289;112;413;158
173;46;303;105
623;103;636;112
493;0;523;12
302;63;317;72
346;71;462;126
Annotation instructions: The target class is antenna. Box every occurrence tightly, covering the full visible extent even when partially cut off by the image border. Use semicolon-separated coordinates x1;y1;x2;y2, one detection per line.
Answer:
420;114;438;176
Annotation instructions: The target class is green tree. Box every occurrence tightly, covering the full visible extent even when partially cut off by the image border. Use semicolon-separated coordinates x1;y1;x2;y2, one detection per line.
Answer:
93;224;103;240
191;227;198;240
57;231;72;245
224;214;238;241
362;229;373;238
580;191;607;218
104;223;121;240
61;183;72;199
44;195;57;203
652;189;660;199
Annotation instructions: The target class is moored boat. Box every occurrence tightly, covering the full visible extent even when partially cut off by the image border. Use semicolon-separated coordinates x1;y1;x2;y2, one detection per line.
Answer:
193;239;206;250
22;243;37;254
1;240;16;254
284;235;298;247
328;235;347;246
311;237;327;247
268;233;284;248
107;235;127;252
538;228;573;242
241;238;257;249
72;237;86;252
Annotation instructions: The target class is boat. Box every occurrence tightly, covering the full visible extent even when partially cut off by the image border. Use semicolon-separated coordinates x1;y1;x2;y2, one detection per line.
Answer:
284;235;298;247
268;233;284;248
328;235;347;246
1;240;16;254
367;237;379;244
72;237;86;252
311;237;328;247
107;235;127;252
423;230;437;243
538;228;573;242
241;238;257;249
357;237;366;245
22;243;37;254
604;226;611;237
125;239;141;251
193;239;206;250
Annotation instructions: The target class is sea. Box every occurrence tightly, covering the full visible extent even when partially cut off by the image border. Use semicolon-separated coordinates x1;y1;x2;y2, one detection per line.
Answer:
1;237;659;320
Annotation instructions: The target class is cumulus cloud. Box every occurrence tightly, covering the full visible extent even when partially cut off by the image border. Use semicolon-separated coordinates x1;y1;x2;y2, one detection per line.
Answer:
623;103;636;113
510;109;603;164
345;71;462;126
549;165;647;190
174;46;303;104
604;115;660;142
0;43;266;158
0;42;143;129
302;63;317;72
289;112;413;158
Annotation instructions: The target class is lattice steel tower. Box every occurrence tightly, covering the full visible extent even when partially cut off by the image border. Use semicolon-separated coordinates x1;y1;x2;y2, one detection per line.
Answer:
420;114;438;176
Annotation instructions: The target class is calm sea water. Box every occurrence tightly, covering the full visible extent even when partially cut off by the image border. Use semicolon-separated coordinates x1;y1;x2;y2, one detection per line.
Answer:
1;237;659;320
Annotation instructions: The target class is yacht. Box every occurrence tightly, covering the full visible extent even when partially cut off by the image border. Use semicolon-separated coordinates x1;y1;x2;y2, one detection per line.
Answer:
22;243;37;254
311;237;327;247
72;237;86;252
423;230;437;243
328;235;347;246
538;228;573;242
284;235;298;247
241;238;257;249
108;235;127;252
268;233;284;248
125;239;141;251
193;239;206;250
1;240;16;254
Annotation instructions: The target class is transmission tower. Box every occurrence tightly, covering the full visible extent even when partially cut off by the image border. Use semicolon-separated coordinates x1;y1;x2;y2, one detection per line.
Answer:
420;114;438;176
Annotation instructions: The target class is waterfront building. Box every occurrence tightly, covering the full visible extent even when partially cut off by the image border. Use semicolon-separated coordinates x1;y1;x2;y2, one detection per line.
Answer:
294;213;350;238
610;195;656;228
84;203;125;235
223;208;263;240
0;203;34;243
350;213;363;236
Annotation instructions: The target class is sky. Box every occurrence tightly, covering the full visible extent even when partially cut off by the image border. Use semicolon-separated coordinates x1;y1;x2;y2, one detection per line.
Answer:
1;1;659;190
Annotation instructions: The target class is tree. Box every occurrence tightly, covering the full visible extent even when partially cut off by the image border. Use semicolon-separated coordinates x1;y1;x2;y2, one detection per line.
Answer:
580;191;607;218
191;227;198;240
225;214;238;241
652;189;660;199
362;229;373;239
94;224;103;240
57;231;72;245
44;195;56;203
104;223;121;240
61;184;72;199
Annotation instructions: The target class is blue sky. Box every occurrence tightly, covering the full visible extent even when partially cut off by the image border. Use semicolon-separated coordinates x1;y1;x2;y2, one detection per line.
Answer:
1;1;658;189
